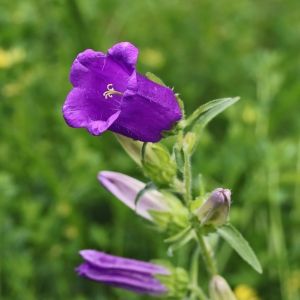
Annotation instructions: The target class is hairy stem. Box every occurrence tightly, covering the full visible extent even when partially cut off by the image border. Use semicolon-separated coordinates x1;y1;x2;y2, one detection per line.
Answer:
195;230;217;277
183;150;192;204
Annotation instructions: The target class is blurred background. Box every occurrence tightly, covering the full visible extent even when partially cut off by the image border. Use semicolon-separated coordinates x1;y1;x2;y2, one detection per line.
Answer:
1;0;300;299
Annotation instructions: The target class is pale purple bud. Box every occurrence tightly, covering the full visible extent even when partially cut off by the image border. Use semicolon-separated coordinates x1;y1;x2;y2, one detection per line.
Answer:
209;275;237;300
195;188;231;227
98;171;170;221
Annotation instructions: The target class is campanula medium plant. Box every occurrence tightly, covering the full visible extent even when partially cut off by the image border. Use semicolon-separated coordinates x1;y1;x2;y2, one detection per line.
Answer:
63;42;262;300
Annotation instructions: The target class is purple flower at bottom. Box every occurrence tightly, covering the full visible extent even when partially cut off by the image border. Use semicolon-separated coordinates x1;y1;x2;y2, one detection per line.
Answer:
63;42;182;142
76;250;170;296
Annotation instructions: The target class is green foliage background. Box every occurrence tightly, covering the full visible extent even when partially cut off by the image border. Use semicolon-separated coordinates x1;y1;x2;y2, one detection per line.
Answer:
1;0;300;299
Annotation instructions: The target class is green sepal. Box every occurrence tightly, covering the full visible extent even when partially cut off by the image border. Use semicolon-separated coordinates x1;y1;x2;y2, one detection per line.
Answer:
188;196;204;212
166;230;194;256
151;260;189;299
134;181;157;206
188;213;217;236
146;72;166;86
164;225;192;243
141;142;148;162
175;93;185;119
217;223;262;273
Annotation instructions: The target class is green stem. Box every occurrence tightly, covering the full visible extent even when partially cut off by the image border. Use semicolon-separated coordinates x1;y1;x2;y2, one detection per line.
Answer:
195;229;217;277
183;150;192;204
188;284;209;300
189;247;209;300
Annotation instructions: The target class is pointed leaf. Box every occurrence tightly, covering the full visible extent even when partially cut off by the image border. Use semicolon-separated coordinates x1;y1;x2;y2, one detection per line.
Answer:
217;223;262;273
191;97;240;152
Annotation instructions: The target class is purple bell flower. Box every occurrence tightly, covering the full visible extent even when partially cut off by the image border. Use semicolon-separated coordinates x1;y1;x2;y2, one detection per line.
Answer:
63;42;182;142
76;250;170;296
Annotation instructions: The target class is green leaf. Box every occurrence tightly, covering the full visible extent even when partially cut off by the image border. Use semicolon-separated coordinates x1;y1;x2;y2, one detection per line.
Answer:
146;72;166;86
189;97;240;153
217;223;262;273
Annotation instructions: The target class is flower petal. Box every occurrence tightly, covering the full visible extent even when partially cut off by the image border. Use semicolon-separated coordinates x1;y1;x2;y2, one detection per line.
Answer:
107;42;138;75
79;250;170;275
110;74;182;142
63;44;138;135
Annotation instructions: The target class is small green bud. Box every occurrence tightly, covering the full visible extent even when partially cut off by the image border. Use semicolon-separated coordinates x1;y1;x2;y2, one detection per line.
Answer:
183;132;196;154
142;143;177;185
194;188;231;227
209;275;237;300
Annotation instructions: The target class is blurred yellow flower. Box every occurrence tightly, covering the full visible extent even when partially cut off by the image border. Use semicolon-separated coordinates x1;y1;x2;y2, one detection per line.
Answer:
0;47;26;68
139;48;165;69
242;106;256;124
57;202;72;217
2;83;23;97
287;270;300;294
234;284;261;300
65;225;78;239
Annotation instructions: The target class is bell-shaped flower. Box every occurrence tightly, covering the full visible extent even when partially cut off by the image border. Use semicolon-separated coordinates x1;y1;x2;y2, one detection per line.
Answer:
63;42;182;142
98;171;170;221
194;188;231;227
76;250;170;296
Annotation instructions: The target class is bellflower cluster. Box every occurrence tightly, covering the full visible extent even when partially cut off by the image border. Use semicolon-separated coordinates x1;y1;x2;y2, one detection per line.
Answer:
63;42;261;299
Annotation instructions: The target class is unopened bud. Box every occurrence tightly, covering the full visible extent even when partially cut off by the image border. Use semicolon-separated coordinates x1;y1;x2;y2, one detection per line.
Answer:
209;275;237;300
142;143;177;185
194;188;231;227
114;133;156;166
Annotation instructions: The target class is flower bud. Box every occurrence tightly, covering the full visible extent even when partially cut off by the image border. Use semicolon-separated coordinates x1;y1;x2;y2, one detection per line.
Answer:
115;134;177;185
209;275;237;300
114;133;156;166
142;143;177;185
194;188;231;227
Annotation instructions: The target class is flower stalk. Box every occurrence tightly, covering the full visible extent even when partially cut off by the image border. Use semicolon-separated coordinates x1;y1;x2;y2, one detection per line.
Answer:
195;230;218;277
183;142;192;204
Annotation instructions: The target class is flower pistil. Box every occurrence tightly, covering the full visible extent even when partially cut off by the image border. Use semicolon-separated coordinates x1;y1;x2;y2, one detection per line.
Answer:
103;84;123;99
